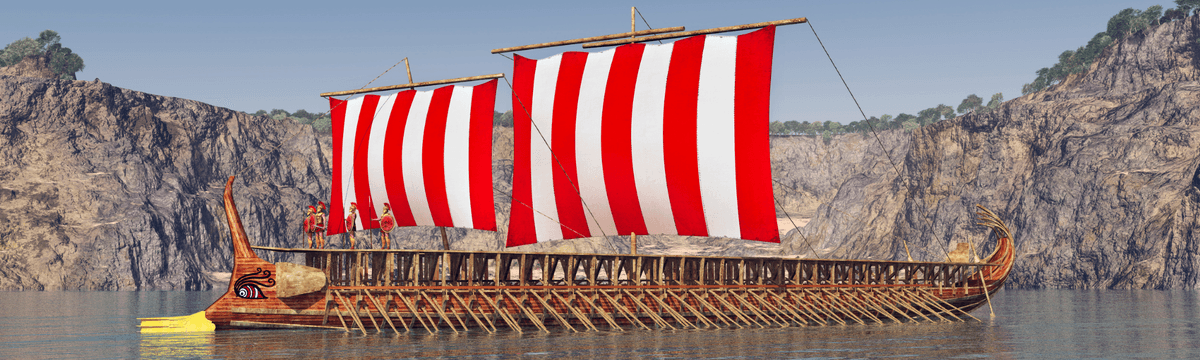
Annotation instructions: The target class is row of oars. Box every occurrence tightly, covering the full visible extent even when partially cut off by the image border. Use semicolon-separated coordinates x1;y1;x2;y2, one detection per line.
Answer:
323;286;982;335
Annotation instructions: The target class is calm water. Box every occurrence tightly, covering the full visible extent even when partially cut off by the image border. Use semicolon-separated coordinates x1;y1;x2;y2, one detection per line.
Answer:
1;290;1197;359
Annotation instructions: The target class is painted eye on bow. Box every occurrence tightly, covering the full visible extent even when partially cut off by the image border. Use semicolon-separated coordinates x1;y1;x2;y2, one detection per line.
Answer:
233;268;274;299
236;284;265;299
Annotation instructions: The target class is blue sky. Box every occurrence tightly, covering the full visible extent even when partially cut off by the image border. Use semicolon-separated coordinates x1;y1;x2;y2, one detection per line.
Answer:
0;0;1171;123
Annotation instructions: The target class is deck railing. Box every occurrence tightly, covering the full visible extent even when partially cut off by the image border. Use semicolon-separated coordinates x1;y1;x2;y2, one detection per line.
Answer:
254;247;995;290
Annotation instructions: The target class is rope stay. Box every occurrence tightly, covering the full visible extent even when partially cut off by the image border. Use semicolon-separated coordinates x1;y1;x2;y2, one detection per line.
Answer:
807;20;955;262
500;74;610;240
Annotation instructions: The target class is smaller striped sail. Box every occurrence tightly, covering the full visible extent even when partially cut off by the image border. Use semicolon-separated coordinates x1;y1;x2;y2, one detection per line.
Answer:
507;26;779;246
327;80;497;235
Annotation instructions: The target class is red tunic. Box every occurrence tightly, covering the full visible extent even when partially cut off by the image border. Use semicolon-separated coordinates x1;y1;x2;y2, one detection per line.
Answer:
380;213;395;232
346;212;357;230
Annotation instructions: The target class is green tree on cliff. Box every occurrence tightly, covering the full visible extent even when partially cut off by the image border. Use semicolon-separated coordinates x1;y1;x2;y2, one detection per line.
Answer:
785;120;802;135
937;104;955;120
1177;0;1200;15
1023;6;1164;94
957;94;983;115
494;110;514;127
0;38;39;67
0;30;85;80
986;93;1004;109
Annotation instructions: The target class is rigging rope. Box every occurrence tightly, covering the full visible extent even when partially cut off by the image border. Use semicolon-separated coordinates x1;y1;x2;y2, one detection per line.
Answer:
237;57;411;243
633;8;665;45
322;58;410;117
806;20;954;261
500;72;610;239
773;119;842;260
493;183;589;239
771;186;821;258
320;57;443;238
249;58;411;165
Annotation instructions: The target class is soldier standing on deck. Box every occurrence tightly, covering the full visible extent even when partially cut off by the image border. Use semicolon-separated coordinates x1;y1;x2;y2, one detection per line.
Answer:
345;202;358;250
303;206;316;248
379;203;395;249
314;201;327;249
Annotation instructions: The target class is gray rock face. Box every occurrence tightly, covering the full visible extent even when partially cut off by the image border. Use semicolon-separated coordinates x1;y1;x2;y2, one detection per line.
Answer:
780;16;1200;289
0;74;330;290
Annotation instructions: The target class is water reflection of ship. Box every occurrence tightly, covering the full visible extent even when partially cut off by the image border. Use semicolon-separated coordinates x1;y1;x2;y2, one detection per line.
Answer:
138;333;213;358
139;313;1017;358
140;12;1015;334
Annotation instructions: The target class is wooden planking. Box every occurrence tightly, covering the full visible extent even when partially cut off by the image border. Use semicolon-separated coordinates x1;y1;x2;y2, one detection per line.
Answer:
225;242;1008;333
228;285;998;333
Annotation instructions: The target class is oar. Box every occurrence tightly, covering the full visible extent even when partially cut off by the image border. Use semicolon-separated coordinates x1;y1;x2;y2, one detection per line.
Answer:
969;242;996;318
137;311;215;333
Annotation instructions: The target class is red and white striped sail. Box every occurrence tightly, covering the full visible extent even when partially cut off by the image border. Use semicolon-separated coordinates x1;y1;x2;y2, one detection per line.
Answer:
507;26;778;246
327;80;497;235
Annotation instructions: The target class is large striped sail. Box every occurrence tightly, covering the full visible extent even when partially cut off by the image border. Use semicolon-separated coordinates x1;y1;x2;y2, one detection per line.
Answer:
327;80;497;235
507;26;779;246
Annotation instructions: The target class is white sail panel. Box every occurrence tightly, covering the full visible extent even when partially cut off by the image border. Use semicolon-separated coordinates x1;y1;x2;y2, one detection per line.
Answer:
630;43;677;235
575;50;618;239
443;87;475;228
695;35;740;239
529;54;564;241
366;94;397;226
402;91;435;226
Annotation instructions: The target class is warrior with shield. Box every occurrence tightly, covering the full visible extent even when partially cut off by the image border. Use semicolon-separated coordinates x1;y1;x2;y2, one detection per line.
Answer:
345;202;358;250
379;203;395;249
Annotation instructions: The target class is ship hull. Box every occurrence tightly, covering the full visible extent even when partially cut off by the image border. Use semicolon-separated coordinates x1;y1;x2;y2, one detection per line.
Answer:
141;176;1014;334
215;232;1013;333
219;280;1006;333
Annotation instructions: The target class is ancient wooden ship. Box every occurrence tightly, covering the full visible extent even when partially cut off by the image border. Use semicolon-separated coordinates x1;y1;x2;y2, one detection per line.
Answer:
140;14;1016;334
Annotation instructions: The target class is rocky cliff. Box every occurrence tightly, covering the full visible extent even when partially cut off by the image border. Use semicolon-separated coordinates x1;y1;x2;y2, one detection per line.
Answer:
781;16;1200;289
5;15;1200;290
0;57;331;290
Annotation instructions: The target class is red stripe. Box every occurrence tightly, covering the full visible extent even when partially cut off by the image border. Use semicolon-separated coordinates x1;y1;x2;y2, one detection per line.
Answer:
468;80;497;231
734;26;778;243
327;97;347;235
506;55;538;246
423;86;455;227
602;44;648;236
353;95;380;230
551;52;590;239
384;91;417;227
662;35;708;237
